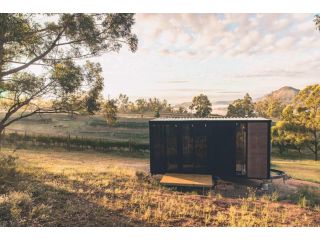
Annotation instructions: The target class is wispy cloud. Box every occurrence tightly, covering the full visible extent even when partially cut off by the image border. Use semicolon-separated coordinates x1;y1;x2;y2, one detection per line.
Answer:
235;70;304;78
156;80;189;84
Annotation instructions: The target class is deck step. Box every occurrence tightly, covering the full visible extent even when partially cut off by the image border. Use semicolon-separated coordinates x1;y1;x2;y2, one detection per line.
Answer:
160;173;213;188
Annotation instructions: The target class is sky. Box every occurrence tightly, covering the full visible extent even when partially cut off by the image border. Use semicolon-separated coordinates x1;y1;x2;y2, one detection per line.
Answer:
95;13;320;105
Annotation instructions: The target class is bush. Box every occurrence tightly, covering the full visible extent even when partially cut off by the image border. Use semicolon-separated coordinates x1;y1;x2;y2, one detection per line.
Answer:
4;132;150;153
0;191;32;226
285;186;320;209
87;118;149;129
0;154;18;181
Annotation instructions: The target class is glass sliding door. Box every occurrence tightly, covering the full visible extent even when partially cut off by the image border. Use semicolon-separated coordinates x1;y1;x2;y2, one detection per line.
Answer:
235;122;247;176
193;123;209;173
181;124;194;172
165;124;179;172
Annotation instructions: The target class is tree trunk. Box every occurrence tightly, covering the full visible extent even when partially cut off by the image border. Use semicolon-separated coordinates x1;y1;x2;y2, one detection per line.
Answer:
0;125;5;151
314;130;318;161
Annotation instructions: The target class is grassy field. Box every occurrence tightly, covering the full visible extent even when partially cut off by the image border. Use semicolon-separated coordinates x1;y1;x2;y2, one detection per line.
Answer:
1;114;320;226
0;148;319;227
5;113;150;143
272;159;320;183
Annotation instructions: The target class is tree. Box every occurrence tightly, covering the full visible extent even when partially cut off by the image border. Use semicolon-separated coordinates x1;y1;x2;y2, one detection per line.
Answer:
271;121;291;155
0;13;137;137
117;94;129;113
102;99;118;125
83;62;104;114
135;98;148;117
280;84;320;160
255;96;284;119
315;15;320;31
271;120;308;156
147;97;161;115
49;60;104;118
226;93;255;117
154;107;160;117
189;94;212;117
177;106;188;114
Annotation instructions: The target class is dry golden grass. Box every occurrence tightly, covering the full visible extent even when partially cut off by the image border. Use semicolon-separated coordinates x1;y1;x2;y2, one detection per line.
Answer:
0;148;319;227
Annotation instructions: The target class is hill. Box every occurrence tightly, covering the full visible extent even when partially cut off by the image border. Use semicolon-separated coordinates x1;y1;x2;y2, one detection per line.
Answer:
173;102;192;109
260;86;299;103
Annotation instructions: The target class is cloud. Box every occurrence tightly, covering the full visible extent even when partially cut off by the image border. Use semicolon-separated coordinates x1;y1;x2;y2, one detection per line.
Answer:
134;13;319;58
235;70;304;79
157;88;242;94
156;80;189;84
216;91;242;94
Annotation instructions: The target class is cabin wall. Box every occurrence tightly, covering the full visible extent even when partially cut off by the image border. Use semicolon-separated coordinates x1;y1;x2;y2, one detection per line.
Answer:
208;122;236;177
149;123;166;174
150;120;271;178
247;122;269;179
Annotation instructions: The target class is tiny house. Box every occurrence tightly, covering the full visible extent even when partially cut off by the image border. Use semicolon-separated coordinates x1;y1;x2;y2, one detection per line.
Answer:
149;118;271;179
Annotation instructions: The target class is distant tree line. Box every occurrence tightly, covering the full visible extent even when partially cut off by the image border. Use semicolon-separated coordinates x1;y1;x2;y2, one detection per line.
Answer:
116;94;174;117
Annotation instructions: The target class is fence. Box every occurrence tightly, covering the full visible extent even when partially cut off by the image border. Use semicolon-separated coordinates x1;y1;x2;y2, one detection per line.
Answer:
1;129;150;153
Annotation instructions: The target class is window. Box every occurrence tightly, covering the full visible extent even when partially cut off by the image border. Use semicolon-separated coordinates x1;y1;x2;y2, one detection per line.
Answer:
165;124;178;171
236;123;247;176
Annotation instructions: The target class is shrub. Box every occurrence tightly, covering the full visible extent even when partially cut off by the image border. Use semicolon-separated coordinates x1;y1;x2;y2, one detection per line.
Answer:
0;154;18;181
4;132;150;153
0;191;32;226
285;186;320;209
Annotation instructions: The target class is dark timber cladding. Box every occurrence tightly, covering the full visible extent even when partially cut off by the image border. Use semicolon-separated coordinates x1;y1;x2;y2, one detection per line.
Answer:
149;117;272;179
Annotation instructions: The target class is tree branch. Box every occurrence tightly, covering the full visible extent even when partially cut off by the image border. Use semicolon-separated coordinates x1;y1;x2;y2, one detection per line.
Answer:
0;80;55;126
0;28;65;77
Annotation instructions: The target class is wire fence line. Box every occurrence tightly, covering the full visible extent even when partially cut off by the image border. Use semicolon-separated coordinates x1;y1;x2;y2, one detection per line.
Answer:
1;128;150;153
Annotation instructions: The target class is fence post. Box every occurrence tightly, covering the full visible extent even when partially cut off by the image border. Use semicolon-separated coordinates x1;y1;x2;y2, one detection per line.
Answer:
24;130;27;146
67;132;70;151
81;136;84;151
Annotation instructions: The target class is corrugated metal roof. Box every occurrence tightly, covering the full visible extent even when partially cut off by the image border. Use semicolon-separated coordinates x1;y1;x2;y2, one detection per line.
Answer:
150;117;271;122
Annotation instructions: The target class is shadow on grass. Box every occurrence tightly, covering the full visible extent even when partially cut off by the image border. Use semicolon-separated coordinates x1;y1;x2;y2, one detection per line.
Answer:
0;168;150;227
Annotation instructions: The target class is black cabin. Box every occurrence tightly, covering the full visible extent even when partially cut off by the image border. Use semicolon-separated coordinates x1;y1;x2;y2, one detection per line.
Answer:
149;118;271;179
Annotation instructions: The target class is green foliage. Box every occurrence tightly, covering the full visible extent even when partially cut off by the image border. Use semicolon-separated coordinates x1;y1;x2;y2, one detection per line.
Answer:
83;61;104;114
189;94;212;117
227;93;255;117
284;186;320;209
51;60;83;94
279;84;320;160
255;97;285;119
116;95;173;115
154;108;160;118
117;94;129;113
272;121;308;155
0;13;138;131
314;14;320;31
135;98;148;115
102;99;118;125
177;106;188;114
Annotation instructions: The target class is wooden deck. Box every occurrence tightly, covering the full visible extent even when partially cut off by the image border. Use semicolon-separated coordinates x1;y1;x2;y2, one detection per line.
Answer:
160;173;213;188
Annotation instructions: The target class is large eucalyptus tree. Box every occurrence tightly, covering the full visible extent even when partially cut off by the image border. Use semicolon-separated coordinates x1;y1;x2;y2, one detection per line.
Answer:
0;13;137;136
